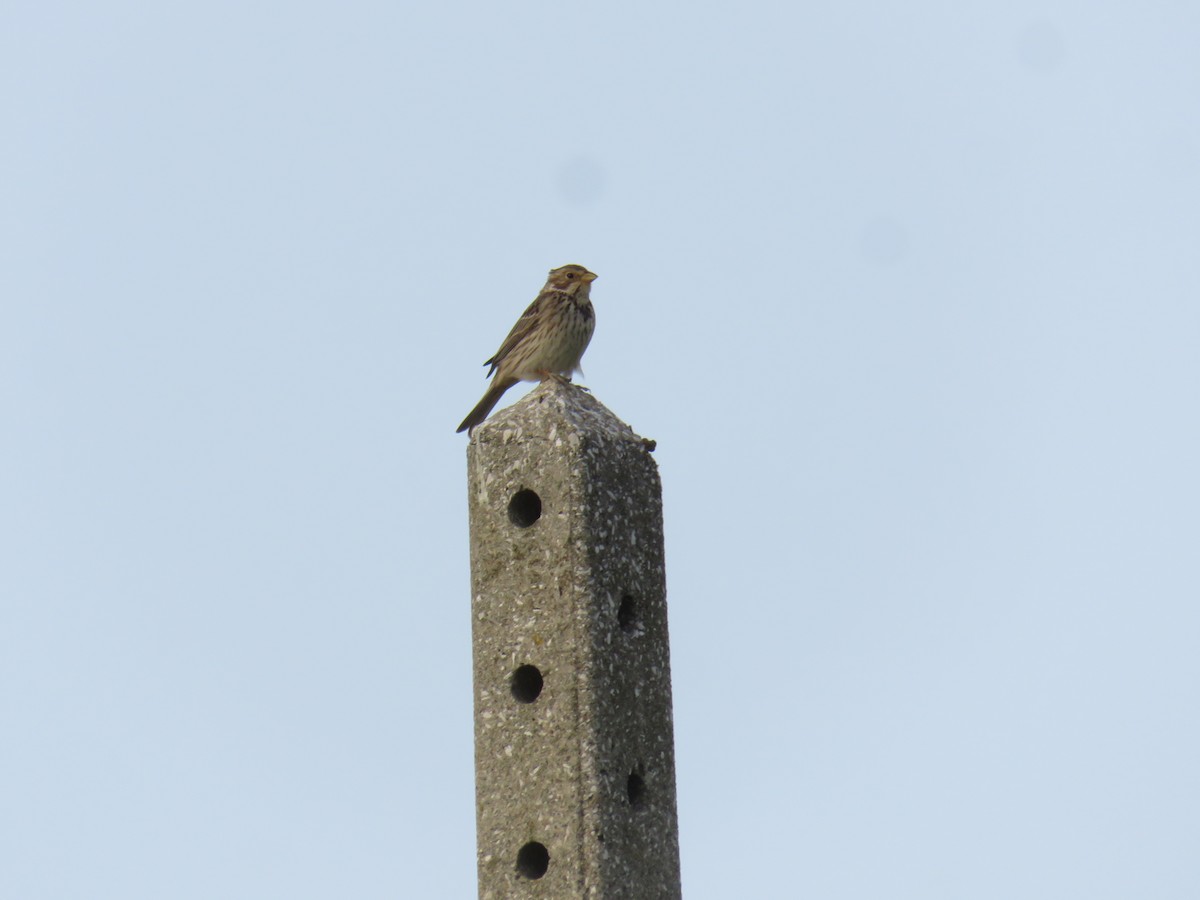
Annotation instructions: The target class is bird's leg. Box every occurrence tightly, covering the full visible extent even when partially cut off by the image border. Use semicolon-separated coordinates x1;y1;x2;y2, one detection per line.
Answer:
535;370;589;393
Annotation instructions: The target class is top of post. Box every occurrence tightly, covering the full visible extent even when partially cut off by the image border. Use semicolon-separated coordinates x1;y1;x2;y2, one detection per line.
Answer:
467;381;654;452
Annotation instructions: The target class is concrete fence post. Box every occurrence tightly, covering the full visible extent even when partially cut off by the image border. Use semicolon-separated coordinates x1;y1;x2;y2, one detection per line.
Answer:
466;380;682;899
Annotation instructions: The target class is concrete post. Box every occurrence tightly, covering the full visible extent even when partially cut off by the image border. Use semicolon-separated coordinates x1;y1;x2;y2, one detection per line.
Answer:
466;380;681;899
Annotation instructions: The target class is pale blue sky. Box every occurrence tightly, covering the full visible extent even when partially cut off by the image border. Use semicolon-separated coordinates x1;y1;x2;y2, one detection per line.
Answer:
3;2;1198;897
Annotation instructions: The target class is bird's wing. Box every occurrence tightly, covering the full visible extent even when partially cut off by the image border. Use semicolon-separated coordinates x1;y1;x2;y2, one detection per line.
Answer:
483;291;548;376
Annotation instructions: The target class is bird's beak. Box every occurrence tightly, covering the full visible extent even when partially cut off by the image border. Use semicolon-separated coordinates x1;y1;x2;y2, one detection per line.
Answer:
583;271;598;282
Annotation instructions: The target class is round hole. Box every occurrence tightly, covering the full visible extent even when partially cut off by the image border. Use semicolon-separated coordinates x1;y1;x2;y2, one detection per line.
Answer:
511;665;544;703
516;841;550;879
617;595;637;633
627;772;646;810
508;489;542;527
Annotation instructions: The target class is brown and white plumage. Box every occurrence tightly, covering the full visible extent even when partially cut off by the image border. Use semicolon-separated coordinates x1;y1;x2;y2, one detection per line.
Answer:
456;264;597;435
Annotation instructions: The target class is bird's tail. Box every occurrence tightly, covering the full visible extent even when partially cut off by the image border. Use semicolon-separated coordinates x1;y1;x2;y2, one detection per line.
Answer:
456;377;518;434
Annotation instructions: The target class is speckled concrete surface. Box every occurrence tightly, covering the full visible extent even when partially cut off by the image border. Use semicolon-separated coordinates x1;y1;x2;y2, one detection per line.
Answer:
466;381;681;899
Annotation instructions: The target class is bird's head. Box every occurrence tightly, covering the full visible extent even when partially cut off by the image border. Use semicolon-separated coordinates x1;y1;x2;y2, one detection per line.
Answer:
546;264;598;293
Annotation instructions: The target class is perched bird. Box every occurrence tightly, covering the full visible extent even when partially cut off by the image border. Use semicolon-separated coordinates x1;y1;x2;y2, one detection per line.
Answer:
457;264;597;435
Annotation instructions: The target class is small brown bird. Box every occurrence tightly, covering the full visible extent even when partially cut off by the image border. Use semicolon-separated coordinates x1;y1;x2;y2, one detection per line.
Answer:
457;264;597;434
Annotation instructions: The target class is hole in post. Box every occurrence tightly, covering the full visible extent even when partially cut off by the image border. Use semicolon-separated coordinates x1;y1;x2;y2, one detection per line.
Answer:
617;595;637;633
510;665;544;703
516;841;550;879
508;489;542;527
627;772;646;810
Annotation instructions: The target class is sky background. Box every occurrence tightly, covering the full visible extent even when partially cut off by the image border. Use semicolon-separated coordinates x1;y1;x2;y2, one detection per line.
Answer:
3;1;1199;897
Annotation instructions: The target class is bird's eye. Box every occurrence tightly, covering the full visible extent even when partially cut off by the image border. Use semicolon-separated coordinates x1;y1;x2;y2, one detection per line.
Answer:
566;272;575;279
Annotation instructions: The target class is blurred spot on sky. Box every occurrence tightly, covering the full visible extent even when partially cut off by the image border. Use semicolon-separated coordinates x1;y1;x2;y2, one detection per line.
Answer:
859;217;910;267
1157;132;1197;175
556;156;608;207
961;136;1013;183
1016;21;1067;72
